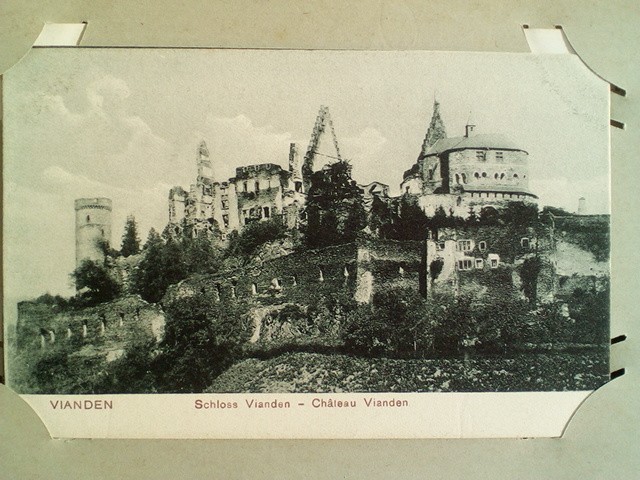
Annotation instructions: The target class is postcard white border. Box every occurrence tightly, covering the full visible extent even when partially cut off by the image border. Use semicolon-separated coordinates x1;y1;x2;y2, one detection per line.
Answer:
21;391;591;439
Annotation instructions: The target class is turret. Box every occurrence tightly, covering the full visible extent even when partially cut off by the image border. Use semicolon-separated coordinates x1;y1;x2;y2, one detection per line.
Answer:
465;112;476;137
75;198;112;268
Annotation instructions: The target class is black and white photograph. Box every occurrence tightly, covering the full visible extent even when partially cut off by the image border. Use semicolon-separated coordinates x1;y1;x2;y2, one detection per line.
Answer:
4;48;610;403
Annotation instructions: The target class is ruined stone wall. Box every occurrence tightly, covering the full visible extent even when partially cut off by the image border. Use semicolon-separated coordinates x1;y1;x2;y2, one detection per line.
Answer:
426;224;556;302
355;240;424;302
165;243;359;307
16;296;165;355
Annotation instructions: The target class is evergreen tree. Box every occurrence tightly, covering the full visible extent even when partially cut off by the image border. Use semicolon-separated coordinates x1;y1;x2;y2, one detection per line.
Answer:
132;229;165;303
120;215;141;257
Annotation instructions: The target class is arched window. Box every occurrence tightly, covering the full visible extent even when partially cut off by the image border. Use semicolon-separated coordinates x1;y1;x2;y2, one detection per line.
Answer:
513;173;519;178
500;173;505;179
474;172;480;179
482;172;487;178
455;173;460;184
494;173;499;179
456;196;462;206
461;173;467;183
255;181;260;191
86;215;91;222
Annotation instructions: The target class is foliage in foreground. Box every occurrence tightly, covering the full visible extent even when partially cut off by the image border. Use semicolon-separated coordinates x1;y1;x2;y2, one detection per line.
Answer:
152;295;250;393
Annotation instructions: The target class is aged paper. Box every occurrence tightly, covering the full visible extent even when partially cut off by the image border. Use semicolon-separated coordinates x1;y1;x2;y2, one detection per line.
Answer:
3;47;610;438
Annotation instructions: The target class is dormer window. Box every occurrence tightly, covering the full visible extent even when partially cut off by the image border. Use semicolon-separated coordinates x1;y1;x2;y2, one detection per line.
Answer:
476;151;486;161
475;258;484;269
521;237;530;249
496;151;504;160
478;241;487;251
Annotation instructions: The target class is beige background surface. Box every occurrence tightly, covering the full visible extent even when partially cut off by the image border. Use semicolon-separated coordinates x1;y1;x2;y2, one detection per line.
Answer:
1;1;638;478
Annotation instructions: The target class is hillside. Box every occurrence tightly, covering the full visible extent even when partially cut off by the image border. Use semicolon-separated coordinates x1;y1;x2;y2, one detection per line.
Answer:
206;351;608;393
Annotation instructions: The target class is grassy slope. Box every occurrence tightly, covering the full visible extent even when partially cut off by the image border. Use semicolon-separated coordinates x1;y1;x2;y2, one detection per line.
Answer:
207;351;609;393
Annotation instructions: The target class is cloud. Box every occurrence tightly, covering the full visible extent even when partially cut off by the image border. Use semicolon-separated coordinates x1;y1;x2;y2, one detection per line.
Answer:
5;74;172;191
171;114;294;183
341;127;391;186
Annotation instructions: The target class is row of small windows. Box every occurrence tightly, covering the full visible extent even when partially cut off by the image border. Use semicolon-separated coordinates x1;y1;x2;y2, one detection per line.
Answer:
455;172;525;184
210;266;354;298
241;179;278;192
241;206;273;224
473;172;524;179
439;238;530;252
457;257;499;270
476;151;504;161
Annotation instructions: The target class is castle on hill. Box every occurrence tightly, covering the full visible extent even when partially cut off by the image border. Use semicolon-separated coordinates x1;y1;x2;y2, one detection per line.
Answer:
166;102;538;239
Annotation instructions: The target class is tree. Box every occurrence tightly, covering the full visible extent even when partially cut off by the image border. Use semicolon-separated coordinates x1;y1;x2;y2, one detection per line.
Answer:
520;257;543;305
131;229;177;303
70;259;121;305
342;287;436;357
305;160;366;248
120;215;141;257
154;295;249;392
226;217;287;260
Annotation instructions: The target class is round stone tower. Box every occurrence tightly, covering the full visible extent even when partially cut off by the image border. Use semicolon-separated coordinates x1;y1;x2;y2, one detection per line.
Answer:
75;198;112;268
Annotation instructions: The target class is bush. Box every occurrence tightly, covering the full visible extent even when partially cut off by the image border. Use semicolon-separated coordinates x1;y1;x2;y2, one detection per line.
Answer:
227;217;287;259
342;288;436;357
70;260;121;306
154;295;250;392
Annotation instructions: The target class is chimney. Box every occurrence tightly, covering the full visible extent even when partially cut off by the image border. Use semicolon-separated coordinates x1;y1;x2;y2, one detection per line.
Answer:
578;197;586;215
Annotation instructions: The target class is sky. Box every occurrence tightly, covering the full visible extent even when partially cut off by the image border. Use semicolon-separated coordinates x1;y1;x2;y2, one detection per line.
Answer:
3;48;609;305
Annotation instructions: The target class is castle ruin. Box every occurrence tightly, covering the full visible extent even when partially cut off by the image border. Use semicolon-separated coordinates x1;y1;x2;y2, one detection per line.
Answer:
74;197;112;268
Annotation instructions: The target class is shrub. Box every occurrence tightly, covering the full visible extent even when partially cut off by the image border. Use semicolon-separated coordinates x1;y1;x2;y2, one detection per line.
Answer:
227;217;287;259
154;295;250;392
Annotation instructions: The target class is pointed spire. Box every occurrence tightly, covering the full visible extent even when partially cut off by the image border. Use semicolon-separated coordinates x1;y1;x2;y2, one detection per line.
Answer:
420;99;447;157
198;140;210;160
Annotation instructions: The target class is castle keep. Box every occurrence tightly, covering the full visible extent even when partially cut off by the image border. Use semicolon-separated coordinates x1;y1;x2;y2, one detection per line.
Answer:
402;101;538;217
74;197;112;268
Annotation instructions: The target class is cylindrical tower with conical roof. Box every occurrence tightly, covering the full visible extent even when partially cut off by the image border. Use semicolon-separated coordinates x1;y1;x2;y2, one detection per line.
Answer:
75;198;112;268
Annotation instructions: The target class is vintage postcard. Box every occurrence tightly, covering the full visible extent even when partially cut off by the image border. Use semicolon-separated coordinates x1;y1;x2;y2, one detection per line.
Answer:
2;47;610;438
